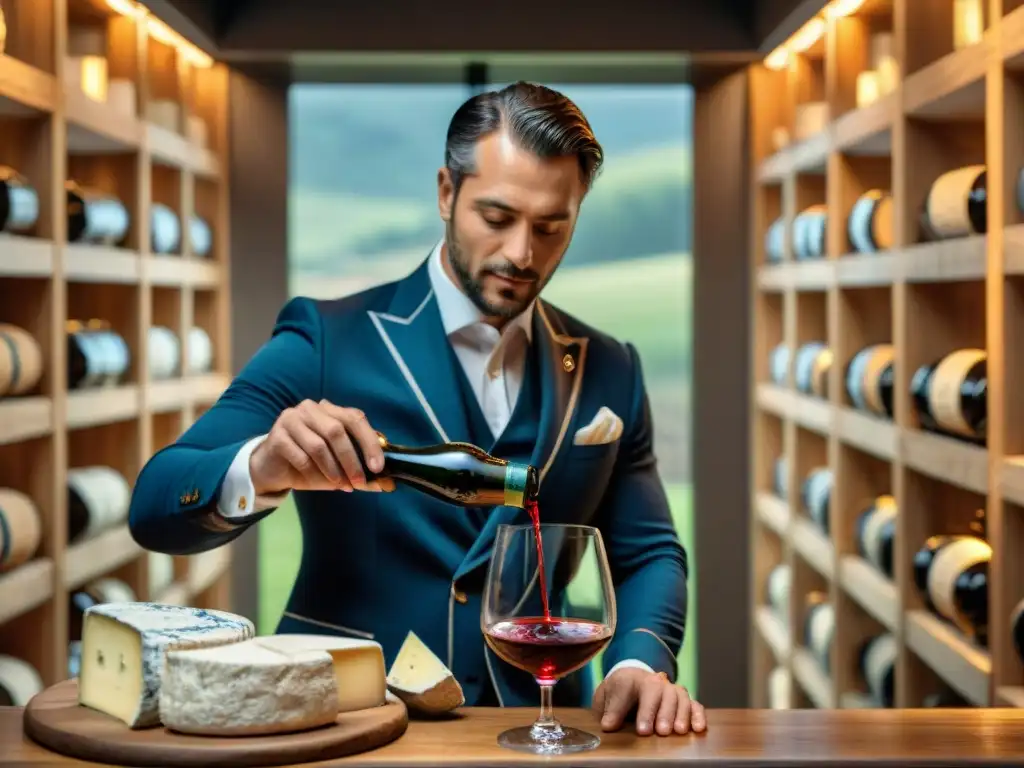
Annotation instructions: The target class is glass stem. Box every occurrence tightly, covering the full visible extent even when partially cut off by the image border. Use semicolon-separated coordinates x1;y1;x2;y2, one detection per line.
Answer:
532;682;562;737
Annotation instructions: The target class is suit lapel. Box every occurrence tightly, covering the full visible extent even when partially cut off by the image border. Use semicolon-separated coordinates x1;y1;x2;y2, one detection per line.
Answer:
367;259;472;446
454;302;589;580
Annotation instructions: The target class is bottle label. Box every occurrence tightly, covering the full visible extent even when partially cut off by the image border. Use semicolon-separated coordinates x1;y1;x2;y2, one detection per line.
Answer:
873;196;894;250
862;495;897;571
928;349;986;436
810;349;833;398
848;192;879;254
863;346;895;416
804;468;832;529
927;536;992;622
503;463;531;508
8;186;39;232
767;565;790;617
863;634;897;701
773;456;788;498
845;347;873;410
925;165;985;239
769;344;790;386
807;604;834;666
152;204;182;254
794;343;827;393
83;197;130;244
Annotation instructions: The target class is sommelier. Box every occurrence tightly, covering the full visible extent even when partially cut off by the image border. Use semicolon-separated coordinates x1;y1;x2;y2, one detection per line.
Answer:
128;82;702;737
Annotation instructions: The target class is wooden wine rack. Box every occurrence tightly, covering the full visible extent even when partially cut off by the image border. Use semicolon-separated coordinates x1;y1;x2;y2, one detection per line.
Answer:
0;0;233;690
748;0;1024;710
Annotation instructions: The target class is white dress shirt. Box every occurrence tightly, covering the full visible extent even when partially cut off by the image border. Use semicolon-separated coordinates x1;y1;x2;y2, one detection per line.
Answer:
215;240;653;678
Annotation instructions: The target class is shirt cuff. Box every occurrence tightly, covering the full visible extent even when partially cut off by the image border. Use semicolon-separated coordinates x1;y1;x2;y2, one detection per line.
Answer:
217;434;289;519
606;658;656;677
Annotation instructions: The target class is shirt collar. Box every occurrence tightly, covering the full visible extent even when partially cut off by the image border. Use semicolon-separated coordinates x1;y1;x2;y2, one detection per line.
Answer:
427;239;535;342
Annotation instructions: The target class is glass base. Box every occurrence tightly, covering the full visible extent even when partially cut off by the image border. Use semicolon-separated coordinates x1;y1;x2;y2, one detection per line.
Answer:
496;724;601;755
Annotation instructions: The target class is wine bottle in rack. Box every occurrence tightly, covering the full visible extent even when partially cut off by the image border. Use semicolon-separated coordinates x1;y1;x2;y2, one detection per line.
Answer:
845;343;894;419
187;326;214;374
847;189;893;254
768;666;791;709
768;343;789;386
921;165;987;240
0;166;39;235
793;204;827;260
0;488;42;572
68;577;138;678
854;494;896;580
190;214;213;258
857;632;896;707
801;467;832;534
67;319;131;390
773;456;788;499
151;202;181;254
765;563;791;621
66;180;130;246
793;342;832;398
0;322;43;398
803;591;834;671
0;655;44;707
67;465;131;544
912;517;990;644
909;349;986;443
148;326;180;381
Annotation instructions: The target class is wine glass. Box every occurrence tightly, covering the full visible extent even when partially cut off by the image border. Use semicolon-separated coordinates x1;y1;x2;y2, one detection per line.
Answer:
482;523;616;755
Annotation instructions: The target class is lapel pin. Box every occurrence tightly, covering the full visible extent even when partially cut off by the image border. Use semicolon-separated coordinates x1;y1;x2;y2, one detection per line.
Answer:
562;353;575;372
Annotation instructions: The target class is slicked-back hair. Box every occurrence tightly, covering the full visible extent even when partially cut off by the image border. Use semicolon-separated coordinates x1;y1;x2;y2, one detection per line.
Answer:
444;81;604;195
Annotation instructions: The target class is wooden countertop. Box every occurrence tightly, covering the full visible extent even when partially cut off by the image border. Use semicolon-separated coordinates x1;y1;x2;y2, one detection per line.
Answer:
4;705;1024;766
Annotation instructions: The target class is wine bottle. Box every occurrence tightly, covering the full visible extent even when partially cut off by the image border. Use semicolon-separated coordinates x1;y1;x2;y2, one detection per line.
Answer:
854;495;896;579
847;189;894;254
190;214;213;258
67;466;131;544
0;488;42;572
793;204;827;260
0;655;43;707
66;181;130;246
845;344;894;419
151;202;181;254
858;632;896;707
67;320;130;390
765;563;790;620
913;528;990;643
801;467;832;534
921;165;986;240
1012;597;1024;665
768;666;790;709
794;342;832;398
773;456;788;499
803;591;834;671
0;323;43;398
361;433;539;509
769;343;789;386
909;349;986;442
148;326;180;380
0;166;39;234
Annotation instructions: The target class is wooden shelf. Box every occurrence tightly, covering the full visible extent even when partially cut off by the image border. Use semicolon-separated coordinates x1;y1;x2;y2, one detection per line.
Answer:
748;0;1024;711
0;0;233;690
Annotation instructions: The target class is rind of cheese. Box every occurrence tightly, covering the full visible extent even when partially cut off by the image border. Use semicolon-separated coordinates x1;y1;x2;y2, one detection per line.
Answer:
386;631;464;715
77;602;254;729
255;634;387;712
160;639;340;736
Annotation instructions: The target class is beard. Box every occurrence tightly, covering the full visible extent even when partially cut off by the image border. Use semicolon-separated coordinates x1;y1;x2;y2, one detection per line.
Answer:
444;217;544;320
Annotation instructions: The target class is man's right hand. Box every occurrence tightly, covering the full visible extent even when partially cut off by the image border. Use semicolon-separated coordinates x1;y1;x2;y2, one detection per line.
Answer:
249;399;396;496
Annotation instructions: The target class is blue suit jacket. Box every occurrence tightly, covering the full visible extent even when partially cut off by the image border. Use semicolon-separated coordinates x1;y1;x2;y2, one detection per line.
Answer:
128;258;689;707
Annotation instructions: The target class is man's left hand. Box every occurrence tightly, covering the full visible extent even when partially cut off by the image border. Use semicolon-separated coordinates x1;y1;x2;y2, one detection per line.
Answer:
592;668;706;736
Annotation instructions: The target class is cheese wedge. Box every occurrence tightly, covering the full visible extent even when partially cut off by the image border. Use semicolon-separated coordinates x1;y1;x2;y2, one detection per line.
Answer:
77;602;255;728
386;631;464;715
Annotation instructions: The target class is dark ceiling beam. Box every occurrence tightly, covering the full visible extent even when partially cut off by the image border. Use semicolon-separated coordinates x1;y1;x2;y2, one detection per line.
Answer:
755;0;829;52
139;0;220;53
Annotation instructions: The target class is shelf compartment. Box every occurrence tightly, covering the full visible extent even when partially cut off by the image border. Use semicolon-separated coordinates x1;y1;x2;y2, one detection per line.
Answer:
905;610;991;706
0;236;55;277
65;85;141;153
755;605;790;663
834;253;897;287
792;647;834;708
833;95;895;156
792;516;835;580
64;524;141;590
839;555;899;631
900;237;987;283
835;408;897;460
903;40;990;120
754;492;790;535
0;55;58;115
0;558;53;625
66;385;140;429
64;244;141;283
901;428;988;495
0;397;52;446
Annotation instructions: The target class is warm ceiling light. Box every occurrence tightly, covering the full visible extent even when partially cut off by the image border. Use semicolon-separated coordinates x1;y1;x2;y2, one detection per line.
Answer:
789;16;826;53
105;0;215;68
825;0;865;18
764;47;790;70
105;0;144;17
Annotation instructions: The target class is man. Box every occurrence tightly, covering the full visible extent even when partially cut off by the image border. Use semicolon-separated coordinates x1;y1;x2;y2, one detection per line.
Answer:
128;82;705;737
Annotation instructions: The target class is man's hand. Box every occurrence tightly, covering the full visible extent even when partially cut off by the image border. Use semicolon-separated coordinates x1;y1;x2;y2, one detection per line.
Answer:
250;399;396;496
592;668;706;736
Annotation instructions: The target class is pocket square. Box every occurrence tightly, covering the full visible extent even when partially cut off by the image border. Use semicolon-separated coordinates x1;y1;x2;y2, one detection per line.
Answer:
573;406;624;446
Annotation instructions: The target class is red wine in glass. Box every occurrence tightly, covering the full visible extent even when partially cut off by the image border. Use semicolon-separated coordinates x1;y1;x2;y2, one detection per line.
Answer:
485;617;613;684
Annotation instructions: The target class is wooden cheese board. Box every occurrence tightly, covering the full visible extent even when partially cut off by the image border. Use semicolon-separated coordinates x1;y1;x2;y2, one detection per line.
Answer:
23;679;409;767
